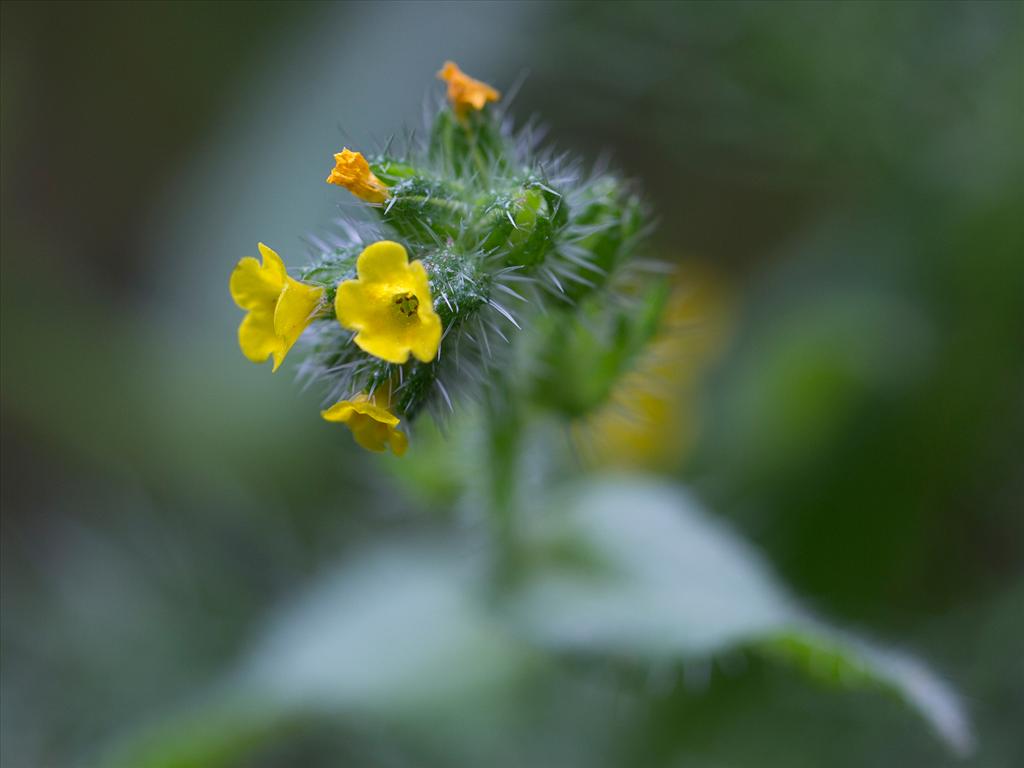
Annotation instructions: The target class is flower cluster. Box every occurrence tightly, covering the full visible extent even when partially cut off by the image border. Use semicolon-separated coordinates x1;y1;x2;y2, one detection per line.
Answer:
230;61;652;456
230;237;435;454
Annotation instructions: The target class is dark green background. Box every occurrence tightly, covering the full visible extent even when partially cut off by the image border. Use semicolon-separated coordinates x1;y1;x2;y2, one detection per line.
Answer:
2;2;1022;766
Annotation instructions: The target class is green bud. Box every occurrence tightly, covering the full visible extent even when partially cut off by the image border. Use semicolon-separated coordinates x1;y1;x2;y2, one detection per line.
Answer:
477;179;566;268
529;281;669;418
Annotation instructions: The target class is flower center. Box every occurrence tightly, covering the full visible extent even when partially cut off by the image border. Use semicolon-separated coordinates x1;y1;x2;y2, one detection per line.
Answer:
393;292;420;318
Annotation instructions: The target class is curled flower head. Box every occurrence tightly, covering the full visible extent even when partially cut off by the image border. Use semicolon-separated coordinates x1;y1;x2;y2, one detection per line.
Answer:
335;241;442;364
230;243;325;372
326;148;389;203
322;393;408;455
437;61;500;117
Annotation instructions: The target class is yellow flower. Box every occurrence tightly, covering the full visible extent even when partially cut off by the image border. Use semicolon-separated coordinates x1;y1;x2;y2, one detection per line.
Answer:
230;243;325;372
322;393;409;455
578;264;735;470
437;61;500;117
335;241;442;364
326;148;389;203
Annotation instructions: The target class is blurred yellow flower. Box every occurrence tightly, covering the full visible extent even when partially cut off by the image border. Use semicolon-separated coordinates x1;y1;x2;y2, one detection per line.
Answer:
322;393;408;455
335;241;442;364
326;148;389;203
437;61;500;117
579;264;735;470
230;243;325;372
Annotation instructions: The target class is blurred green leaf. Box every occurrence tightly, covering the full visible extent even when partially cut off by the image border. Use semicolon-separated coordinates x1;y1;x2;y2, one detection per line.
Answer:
98;540;535;768
506;476;972;754
99;476;972;765
240;543;530;715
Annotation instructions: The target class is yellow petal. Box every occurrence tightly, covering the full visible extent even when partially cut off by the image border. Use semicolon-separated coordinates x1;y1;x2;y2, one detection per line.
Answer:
334;279;376;331
230;256;281;311
232;243;321;371
321;401;356;423
409;310;442;363
356;241;412;284
407;260;442;362
438;60;461;83
257;243;288;280
407;259;433;305
351;328;412;365
389;428;409;456
321;396;406;455
349;415;390;452
272;278;324;371
326;149;389;203
436;61;500;116
347;397;401;426
238;308;280;364
334;241;444;365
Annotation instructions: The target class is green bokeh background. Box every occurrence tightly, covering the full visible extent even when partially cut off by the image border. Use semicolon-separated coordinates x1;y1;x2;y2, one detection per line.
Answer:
2;2;1021;766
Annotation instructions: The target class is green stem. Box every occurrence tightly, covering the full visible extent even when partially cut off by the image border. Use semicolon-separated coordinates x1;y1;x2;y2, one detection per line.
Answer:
485;383;522;581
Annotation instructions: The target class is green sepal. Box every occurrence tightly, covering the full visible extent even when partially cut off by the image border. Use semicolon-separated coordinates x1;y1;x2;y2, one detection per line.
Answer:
300;247;361;310
396;245;493;420
369;158;420;185
475;178;567;268
379;176;469;242
428;107;509;179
